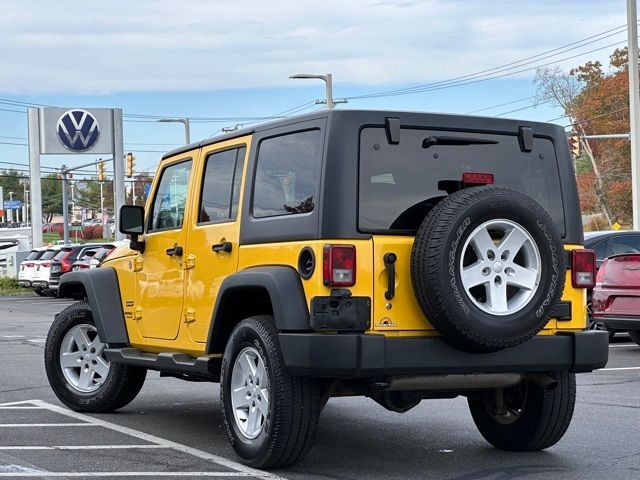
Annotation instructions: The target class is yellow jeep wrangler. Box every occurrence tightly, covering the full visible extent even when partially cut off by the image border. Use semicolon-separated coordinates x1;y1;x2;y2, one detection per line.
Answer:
45;110;608;468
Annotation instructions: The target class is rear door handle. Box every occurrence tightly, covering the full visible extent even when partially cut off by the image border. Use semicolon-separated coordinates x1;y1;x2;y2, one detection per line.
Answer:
212;241;232;253
166;245;184;257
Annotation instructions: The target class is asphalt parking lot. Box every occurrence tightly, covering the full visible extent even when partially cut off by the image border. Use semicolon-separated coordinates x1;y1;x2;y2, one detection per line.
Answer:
1;294;639;480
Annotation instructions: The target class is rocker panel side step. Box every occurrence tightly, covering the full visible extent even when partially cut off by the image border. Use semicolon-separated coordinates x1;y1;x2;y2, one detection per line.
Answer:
104;347;220;380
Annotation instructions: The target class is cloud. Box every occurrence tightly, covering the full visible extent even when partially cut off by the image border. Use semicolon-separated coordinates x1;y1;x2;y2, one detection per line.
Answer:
0;0;625;94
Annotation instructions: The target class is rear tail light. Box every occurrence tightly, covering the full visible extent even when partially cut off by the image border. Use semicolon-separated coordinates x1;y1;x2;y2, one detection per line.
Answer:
76;264;90;270
572;249;596;288
462;172;495;185
41;262;51;268
595;258;608;285
61;260;71;273
25;262;34;267
323;245;356;287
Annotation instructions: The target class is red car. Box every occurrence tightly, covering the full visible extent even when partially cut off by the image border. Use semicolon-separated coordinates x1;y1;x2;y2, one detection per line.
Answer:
591;253;640;346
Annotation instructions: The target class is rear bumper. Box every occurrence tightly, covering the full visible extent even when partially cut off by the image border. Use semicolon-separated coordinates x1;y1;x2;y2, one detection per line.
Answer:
31;280;49;289
17;280;31;287
595;315;640;331
279;331;609;378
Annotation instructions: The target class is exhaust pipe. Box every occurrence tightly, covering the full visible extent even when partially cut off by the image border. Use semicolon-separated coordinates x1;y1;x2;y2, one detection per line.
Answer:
384;373;522;391
524;373;558;391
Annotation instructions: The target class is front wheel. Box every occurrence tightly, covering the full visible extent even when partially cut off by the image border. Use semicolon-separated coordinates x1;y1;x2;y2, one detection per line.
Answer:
44;301;147;412
468;371;575;451
221;316;322;469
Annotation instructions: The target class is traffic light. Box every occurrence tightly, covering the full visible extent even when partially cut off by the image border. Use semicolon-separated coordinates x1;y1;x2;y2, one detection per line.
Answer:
97;161;106;181
569;134;580;157
126;152;135;178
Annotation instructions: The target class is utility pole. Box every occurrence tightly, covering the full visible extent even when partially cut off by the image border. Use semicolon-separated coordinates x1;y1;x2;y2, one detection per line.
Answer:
61;166;69;245
628;0;640;229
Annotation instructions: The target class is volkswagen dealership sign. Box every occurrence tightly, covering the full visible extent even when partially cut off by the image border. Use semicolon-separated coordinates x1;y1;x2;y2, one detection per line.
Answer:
38;107;114;155
56;109;100;151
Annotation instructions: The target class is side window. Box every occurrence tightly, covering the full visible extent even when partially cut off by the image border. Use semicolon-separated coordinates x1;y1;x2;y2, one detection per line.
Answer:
592;239;609;260
199;146;246;223
610;235;640;255
252;129;322;218
149;160;192;231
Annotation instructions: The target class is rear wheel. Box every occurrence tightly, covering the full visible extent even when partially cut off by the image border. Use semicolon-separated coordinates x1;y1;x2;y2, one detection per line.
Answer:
44;301;146;412
629;330;640;346
34;288;46;297
221;316;322;469
468;371;575;451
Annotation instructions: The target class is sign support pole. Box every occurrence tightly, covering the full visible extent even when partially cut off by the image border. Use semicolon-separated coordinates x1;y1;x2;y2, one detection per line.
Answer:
61;166;69;245
112;109;125;241
28;108;43;248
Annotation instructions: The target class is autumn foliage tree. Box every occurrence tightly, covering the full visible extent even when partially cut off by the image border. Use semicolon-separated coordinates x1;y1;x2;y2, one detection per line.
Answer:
536;47;635;227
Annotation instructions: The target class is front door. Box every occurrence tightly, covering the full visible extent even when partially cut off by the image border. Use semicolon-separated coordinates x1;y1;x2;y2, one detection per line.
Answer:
136;158;194;340
184;138;250;343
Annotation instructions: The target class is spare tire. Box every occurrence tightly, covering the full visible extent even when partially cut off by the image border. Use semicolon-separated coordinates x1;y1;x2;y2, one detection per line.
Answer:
410;185;564;353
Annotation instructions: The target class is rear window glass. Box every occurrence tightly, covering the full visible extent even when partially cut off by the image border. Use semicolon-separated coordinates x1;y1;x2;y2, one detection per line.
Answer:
53;249;72;261
252;129;322;218
40;250;57;260
26;251;42;260
358;127;565;236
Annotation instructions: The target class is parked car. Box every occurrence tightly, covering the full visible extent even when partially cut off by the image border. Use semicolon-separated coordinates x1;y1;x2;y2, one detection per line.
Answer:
18;248;47;287
87;241;129;268
31;247;61;296
591;253;640;346
71;250;99;270
49;244;104;295
584;230;640;335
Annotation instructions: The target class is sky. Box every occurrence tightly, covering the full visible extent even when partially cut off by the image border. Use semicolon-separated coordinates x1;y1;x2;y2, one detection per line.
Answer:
0;0;630;176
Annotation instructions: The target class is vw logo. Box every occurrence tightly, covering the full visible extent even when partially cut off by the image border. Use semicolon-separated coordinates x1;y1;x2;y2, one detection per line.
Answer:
56;109;100;152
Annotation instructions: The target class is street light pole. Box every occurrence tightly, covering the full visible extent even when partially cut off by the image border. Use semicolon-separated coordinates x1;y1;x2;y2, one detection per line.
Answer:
628;0;640;229
61;166;69;245
8;191;13;223
157;118;191;144
290;73;335;110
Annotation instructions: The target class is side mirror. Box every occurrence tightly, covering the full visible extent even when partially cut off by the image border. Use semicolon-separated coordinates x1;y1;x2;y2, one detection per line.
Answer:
119;205;145;253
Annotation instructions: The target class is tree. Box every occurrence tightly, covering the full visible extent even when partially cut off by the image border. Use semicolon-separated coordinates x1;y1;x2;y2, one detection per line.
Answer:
41;174;63;223
0;169;27;204
535;67;614;226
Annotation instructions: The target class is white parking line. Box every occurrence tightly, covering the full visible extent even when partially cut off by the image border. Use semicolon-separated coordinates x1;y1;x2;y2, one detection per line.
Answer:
0;445;169;450
0;423;90;427
601;366;640;371
0;400;287;480
0;473;253;477
0;406;44;410
609;343;638;348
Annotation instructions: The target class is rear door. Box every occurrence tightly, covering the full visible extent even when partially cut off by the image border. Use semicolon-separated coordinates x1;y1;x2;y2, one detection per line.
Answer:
184;137;250;343
358;126;567;333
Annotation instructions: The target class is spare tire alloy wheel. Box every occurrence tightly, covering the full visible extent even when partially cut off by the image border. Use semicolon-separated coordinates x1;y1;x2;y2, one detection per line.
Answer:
460;219;541;316
411;185;565;353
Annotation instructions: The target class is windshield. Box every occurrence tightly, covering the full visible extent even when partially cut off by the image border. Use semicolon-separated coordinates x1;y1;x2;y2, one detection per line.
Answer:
358;127;565;236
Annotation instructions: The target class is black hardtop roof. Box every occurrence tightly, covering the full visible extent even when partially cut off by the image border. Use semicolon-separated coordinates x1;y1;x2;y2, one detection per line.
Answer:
162;109;566;160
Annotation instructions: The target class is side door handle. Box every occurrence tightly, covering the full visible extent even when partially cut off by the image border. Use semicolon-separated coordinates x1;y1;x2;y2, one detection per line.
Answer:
166;245;184;257
212;241;232;253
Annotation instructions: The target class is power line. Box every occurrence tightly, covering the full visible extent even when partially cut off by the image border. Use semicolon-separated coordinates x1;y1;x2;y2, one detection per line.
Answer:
344;23;632;101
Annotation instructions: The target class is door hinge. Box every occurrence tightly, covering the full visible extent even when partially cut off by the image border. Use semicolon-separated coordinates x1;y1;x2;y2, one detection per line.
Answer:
184;307;196;323
134;306;143;321
184;254;196;270
133;257;144;272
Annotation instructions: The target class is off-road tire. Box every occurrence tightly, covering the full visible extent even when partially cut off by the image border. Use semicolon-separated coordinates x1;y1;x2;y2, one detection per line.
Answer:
44;301;147;413
411;185;565;353
629;330;640;346
221;316;322;469
468;371;576;451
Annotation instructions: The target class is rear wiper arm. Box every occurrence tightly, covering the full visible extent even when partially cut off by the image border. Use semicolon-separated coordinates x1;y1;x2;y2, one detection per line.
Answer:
422;135;499;149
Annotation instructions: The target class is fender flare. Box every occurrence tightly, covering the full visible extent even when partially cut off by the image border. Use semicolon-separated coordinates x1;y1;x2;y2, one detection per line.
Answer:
206;266;309;354
58;268;129;345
